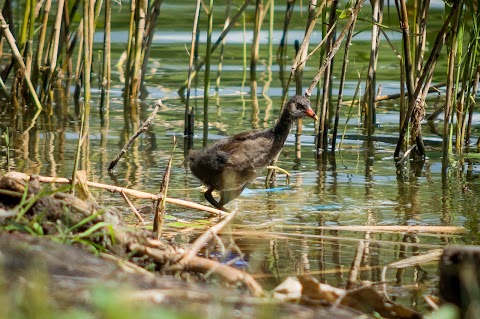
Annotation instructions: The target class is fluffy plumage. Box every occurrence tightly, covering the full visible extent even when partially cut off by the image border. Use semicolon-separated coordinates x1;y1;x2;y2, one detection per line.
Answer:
188;95;318;210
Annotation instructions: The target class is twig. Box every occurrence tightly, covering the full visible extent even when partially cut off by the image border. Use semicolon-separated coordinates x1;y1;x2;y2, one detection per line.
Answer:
332;0;358;152
129;241;264;297
0;12;43;110
120;190;145;224
5;171;227;216
154;138;176;238
184;0;202;138
305;0;366;98
179;0;251;92
346;240;365;290
381;266;391;301
178;208;238;266
108;100;162;171
273;224;465;234
394;2;459;159
396;144;417;165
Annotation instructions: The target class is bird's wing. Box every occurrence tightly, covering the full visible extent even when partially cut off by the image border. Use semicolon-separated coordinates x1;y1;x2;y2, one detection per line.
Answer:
219;131;274;172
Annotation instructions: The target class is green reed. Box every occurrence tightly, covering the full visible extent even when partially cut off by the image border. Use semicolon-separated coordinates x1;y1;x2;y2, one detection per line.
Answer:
0;0;478;181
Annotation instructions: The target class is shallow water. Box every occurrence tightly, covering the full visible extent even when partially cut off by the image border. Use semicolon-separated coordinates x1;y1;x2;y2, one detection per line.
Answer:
1;1;480;313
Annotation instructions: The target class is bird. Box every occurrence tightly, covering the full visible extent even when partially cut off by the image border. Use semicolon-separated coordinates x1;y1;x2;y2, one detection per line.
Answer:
188;95;318;210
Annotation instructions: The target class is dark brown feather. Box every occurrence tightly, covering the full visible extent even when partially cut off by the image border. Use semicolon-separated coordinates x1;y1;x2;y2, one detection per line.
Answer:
188;95;317;209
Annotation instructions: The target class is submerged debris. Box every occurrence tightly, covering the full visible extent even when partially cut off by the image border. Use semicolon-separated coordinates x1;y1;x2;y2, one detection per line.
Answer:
0;171;449;319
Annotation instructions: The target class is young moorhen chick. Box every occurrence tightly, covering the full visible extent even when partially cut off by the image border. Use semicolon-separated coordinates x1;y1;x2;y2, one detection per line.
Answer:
188;95;318;210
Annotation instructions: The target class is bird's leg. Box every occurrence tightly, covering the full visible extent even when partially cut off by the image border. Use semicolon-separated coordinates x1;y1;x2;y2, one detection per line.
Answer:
219;186;245;208
266;165;290;186
204;187;223;210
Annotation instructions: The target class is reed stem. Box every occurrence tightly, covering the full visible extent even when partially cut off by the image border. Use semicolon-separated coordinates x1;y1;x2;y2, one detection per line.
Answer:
442;3;462;163
179;0;251;93
33;0;52;86
102;0;111;91
316;0;337;153
332;0;359;152
393;2;459;159
184;0;202;142
203;0;214;147
0;12;42;110
215;0;231;94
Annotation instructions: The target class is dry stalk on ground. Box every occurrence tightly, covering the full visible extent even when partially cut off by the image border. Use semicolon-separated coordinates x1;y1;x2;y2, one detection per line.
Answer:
0;172;262;296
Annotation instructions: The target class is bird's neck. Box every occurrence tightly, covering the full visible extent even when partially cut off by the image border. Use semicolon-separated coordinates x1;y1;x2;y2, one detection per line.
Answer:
272;108;295;148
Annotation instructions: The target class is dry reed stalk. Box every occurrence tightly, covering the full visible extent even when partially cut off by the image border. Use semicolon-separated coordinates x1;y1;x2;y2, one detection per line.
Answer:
395;0;414;102
276;0;295;60
305;0;365;97
313;8;327;136
269;230;454;249
294;0;318;162
72;0;94;193
124;0;136;102
376;82;447;102
102;0;111;91
393;3;459;159
73;21;84;105
215;0;231;94
203;0;214;147
33;0;52;85
24;0;35;79
250;0;263;73
184;0;202;142
154;144;174;239
61;1;72;76
345;240;365;290
332;0;359;152
108;100;162;171
0;12;42;110
442;4;462;163
275;0;327;105
62;19;82;75
6;171;227;216
179;0;251;92
131;241;264;296
231;223;466;234
457;12;478;151
465;66;480;144
364;0;383;138
140;0;164;97
316;0;338;153
0;76;7;95
43;0;65;101
177;208;238;267
129;0;147;99
414;0;429;81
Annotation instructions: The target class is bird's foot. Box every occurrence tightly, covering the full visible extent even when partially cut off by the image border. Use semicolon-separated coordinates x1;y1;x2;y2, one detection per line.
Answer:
266;165;291;186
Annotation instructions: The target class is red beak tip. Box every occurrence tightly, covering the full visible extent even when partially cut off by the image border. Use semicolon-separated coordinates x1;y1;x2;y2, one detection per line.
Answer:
306;108;318;121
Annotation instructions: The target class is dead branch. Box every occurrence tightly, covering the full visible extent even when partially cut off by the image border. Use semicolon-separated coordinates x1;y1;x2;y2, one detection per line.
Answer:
120;190;146;224
178;208;238;266
4;171;226;216
346;240;365;290
129;241;264;297
0;173;264;297
108;100;162;171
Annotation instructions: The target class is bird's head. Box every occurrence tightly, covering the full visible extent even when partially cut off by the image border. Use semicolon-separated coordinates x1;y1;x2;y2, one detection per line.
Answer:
286;95;318;121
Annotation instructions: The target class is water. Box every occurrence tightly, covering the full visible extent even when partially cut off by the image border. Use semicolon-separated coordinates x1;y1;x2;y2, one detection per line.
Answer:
1;1;480;314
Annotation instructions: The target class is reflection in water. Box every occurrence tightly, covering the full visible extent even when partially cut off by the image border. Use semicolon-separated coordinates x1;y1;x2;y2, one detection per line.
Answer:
0;3;479;314
250;70;259;129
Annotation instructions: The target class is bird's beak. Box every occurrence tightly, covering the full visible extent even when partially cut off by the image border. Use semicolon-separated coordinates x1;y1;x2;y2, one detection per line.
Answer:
306;108;319;121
